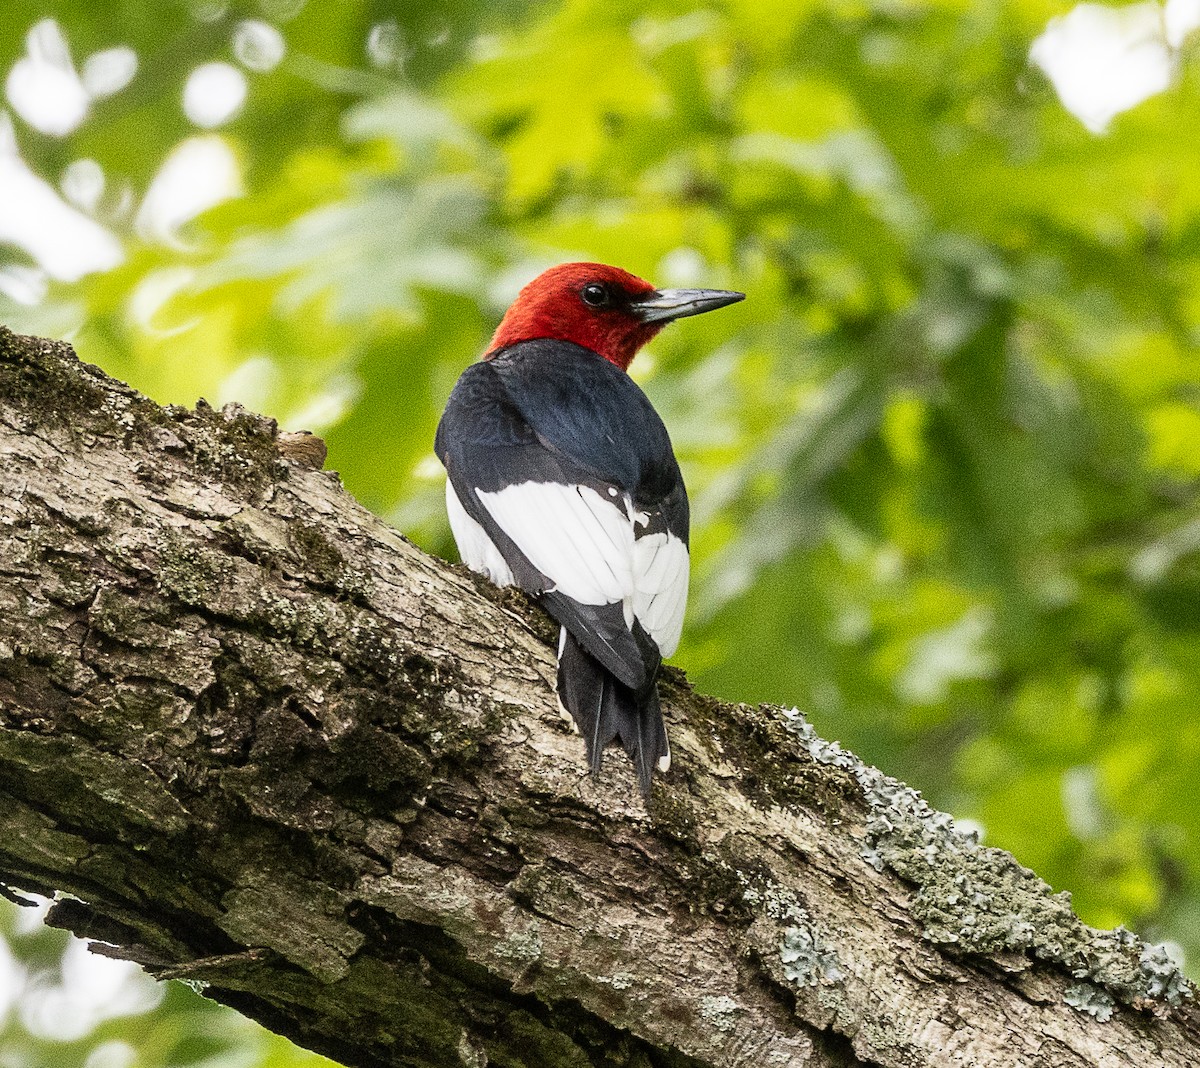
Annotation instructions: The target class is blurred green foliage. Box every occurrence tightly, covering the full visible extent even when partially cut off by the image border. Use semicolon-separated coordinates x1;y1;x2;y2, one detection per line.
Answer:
3;0;1200;1063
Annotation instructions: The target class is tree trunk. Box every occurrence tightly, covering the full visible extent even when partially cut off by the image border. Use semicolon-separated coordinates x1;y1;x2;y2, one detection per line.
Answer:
0;326;1193;1068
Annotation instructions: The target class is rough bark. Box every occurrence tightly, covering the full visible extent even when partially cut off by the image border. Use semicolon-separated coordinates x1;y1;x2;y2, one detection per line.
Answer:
0;326;1194;1068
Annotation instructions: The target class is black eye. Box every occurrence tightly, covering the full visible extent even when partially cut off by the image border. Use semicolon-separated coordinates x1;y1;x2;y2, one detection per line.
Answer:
580;283;611;308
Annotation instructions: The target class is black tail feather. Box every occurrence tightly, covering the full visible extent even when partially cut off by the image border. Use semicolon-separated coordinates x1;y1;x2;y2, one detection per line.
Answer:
631;686;662;795
556;629;668;795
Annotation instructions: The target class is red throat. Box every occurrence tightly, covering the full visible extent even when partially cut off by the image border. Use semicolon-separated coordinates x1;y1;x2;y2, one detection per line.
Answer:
485;263;663;371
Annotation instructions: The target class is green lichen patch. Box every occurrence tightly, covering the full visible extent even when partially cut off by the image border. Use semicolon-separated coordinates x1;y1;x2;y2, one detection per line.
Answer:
0;727;189;837
0;795;91;870
0;329;126;438
0;333;284;505
247;588;345;650
0;330;187;464
322;718;433;797
286;522;370;601
648;784;701;850
219;877;364;984
157;531;225;608
680;694;859;816
736;860;808;925
189;401;283;497
778;706;1194;1014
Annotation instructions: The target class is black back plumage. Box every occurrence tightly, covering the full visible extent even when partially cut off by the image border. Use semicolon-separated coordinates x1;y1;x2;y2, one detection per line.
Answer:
438;340;686;515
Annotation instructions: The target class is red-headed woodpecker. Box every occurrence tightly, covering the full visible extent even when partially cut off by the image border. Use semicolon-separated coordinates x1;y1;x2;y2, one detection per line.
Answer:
435;263;743;793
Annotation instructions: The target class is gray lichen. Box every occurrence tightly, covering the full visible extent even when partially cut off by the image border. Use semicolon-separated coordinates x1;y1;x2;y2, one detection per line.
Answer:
457;1031;488;1068
493;924;543;966
779;917;845;987
1138;941;1190;1003
780;706;1194;1013
739;874;807;924
157;531;223;607
1064;982;1116;1022
597;971;635;991
699;994;742;1032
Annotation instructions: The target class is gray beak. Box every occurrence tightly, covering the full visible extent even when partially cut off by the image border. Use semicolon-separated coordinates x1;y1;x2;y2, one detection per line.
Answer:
630;287;745;324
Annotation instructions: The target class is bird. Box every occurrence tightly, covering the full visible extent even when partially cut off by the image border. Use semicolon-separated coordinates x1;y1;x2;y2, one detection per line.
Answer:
435;262;743;793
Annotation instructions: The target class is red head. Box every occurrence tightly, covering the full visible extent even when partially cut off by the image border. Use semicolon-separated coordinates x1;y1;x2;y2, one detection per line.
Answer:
485;262;744;371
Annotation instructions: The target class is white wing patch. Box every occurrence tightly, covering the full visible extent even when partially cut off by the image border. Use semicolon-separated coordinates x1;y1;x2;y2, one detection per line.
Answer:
632;531;689;657
473;480;688;656
446;480;515;587
476;482;631;604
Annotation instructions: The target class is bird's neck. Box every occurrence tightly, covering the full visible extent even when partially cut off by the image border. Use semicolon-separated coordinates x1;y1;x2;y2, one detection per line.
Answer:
485;309;659;371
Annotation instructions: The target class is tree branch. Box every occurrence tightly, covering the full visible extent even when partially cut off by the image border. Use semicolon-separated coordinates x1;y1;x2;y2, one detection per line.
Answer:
0;326;1194;1068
